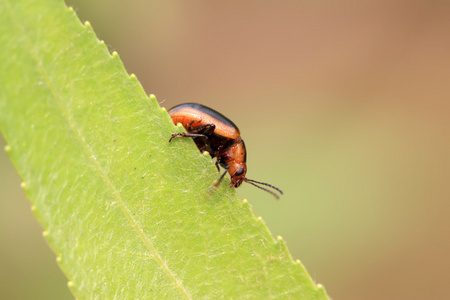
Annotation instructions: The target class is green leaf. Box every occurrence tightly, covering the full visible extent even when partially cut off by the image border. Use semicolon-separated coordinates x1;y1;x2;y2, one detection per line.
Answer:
0;0;328;299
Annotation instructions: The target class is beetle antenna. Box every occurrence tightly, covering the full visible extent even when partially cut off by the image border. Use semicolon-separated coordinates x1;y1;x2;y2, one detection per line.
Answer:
245;179;283;199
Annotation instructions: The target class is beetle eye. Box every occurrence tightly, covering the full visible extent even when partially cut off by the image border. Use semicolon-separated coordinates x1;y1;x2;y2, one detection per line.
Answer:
234;168;245;176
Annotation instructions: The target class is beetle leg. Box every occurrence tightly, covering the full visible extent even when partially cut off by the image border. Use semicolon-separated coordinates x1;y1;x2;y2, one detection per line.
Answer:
169;132;208;143
169;131;217;156
187;123;216;135
214;157;228;185
215;168;229;187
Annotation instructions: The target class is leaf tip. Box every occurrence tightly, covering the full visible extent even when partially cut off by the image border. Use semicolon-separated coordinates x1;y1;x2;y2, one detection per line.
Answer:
111;51;119;57
42;230;49;237
202;150;211;158
84;21;92;28
4;144;11;152
31;205;36;212
130;73;137;79
56;256;62;263
67;6;74;12
67;281;74;288
20;181;26;189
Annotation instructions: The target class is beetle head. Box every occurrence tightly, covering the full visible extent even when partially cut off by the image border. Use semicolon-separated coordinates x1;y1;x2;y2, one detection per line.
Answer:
228;162;247;188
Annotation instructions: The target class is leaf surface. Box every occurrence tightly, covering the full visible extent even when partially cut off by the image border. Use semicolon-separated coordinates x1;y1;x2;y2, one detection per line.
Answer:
0;0;328;298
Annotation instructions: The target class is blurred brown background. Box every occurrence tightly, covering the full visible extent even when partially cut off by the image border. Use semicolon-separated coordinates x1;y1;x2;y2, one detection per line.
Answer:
1;1;450;299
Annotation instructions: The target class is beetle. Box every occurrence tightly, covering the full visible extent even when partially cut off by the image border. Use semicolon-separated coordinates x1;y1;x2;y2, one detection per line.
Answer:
168;103;283;199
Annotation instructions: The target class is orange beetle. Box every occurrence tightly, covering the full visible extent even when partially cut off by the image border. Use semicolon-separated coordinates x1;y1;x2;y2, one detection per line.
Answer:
168;103;283;199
